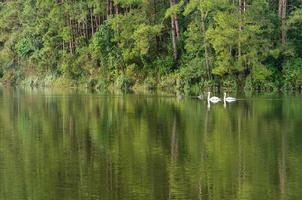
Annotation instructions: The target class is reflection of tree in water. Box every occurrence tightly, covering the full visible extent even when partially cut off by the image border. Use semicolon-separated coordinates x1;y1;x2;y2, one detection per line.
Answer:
195;98;294;200
168;115;185;200
0;88;301;200
279;130;287;200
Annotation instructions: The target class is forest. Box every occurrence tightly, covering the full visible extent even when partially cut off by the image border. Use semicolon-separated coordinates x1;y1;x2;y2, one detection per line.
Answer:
0;0;302;93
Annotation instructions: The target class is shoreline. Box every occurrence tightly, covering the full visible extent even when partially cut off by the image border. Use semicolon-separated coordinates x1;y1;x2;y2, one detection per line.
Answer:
1;73;301;97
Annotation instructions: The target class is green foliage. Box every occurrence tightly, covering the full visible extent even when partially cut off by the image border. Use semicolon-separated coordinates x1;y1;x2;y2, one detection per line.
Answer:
222;78;237;91
15;36;40;58
90;23;120;71
287;8;302;27
184;21;203;55
0;0;302;92
165;1;183;18
143;77;157;90
115;75;135;90
179;57;205;79
206;3;272;79
244;75;253;93
154;56;175;77
158;73;178;91
108;11;161;65
251;63;272;81
282;58;302;90
96;79;110;90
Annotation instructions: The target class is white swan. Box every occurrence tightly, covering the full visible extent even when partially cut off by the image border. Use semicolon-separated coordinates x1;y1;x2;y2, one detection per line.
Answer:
223;92;236;102
207;92;221;103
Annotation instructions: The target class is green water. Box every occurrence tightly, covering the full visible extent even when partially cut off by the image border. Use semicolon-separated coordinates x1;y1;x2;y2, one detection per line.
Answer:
0;87;301;200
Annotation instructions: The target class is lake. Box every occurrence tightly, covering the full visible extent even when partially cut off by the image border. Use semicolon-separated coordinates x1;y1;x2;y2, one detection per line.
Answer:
0;87;301;200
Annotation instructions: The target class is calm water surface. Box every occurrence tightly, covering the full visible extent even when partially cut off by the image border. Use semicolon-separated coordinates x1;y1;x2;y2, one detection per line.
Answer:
0;87;301;200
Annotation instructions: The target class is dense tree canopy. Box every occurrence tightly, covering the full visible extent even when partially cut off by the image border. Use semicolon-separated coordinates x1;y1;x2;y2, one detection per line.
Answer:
0;0;301;93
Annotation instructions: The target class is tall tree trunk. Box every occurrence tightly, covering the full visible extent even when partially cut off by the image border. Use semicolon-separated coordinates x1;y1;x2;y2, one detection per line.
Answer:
115;5;119;15
238;0;243;64
85;20;89;40
201;18;211;80
279;0;287;44
171;18;178;60
170;0;179;60
69;18;74;55
109;0;113;16
172;0;180;38
90;8;95;35
238;0;246;71
168;117;178;200
107;0;113;17
153;0;160;51
279;131;287;200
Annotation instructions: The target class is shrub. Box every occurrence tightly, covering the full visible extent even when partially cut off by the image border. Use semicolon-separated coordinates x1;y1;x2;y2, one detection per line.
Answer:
144;77;157;90
222;78;237;91
189;83;202;95
282;58;302;90
96;79;109;90
154;56;174;77
115;75;134;91
158;73;177;92
244;75;253;93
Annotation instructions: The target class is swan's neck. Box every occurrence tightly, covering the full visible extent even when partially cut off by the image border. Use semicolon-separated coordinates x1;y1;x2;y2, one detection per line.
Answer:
224;93;226;101
207;93;210;101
